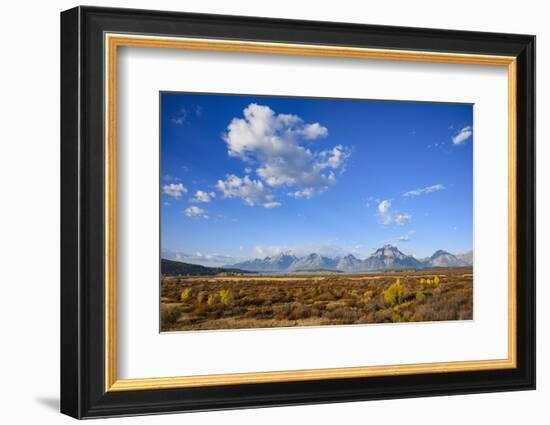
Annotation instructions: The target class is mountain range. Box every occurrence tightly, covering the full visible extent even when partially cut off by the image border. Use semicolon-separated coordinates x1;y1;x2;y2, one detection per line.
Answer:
227;244;472;273
161;259;256;276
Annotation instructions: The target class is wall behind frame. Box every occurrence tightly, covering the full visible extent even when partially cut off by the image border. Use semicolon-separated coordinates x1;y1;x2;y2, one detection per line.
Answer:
0;1;543;425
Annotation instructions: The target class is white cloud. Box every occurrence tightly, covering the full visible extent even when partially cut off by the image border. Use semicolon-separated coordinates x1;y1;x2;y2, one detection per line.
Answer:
452;126;473;145
318;145;351;169
395;214;412;225
300;122;328;139
223;103;349;199
191;190;216;203
162;174;180;182
162;248;238;267
288;188;318;199
184;206;209;219
398;235;411;242
404;184;445;197
378;200;392;224
216;174;279;208
263;202;282;209
163;183;187;199
377;200;412;226
252;245;289;258
251;241;366;259
378;199;391;214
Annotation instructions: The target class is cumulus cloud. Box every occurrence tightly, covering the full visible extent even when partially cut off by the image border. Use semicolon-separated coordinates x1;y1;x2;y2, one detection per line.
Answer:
398;235;411;242
378;200;392;224
452;126;473;145
395;214;412;225
184;206;209;219
216;174;279;208
377;200;412;226
191;190;216;203
223;103;349;199
378;200;391;214
404;184;445;197
318;145;350;169
288;188;318;199
163;183;187;199
300;122;328;139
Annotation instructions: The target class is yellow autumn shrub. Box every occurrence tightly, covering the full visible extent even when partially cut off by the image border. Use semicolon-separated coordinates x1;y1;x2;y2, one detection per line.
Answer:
180;288;191;301
384;279;405;306
219;289;233;305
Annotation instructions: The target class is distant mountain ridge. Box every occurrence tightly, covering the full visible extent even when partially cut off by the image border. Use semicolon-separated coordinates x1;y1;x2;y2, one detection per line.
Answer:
290;253;337;271
161;259;256;276
228;245;472;273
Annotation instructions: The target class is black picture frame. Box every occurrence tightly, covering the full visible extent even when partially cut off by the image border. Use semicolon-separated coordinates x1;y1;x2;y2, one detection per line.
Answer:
61;5;535;419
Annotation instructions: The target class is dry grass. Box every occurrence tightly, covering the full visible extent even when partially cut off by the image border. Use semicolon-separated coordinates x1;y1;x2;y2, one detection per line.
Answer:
160;267;473;331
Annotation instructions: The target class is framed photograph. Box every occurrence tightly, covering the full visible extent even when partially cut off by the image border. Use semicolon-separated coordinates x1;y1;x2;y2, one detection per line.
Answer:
60;6;535;419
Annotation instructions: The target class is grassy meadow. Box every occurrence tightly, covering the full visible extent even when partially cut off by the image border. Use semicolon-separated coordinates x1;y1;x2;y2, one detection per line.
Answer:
160;267;473;331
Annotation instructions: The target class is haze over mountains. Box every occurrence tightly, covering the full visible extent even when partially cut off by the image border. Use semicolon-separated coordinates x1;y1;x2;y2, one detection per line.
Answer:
227;244;472;273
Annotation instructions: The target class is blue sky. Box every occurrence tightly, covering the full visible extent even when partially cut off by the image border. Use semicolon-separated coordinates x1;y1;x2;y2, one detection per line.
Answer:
160;92;473;267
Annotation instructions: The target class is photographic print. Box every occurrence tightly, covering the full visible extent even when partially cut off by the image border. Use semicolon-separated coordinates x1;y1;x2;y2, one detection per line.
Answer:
160;92;473;332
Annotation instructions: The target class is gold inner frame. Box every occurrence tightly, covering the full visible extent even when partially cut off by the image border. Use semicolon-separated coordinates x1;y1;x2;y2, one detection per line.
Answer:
104;33;517;392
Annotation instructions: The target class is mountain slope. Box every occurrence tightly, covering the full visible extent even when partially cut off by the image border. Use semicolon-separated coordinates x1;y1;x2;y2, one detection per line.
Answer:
161;259;255;276
336;254;364;272
289;253;337;271
456;250;473;266
426;250;460;267
231;252;298;272
424;249;473;267
362;244;423;271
